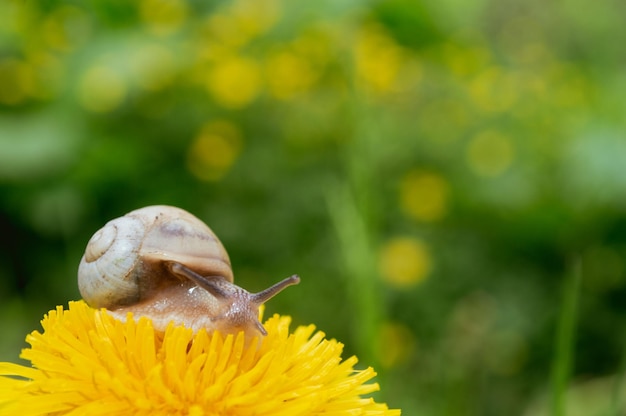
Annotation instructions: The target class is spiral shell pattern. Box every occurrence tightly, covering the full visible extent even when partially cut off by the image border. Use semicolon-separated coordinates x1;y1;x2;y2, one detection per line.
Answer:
78;215;148;308
77;205;233;310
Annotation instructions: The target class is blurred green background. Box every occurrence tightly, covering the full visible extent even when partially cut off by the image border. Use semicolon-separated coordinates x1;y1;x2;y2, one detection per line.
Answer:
1;0;626;414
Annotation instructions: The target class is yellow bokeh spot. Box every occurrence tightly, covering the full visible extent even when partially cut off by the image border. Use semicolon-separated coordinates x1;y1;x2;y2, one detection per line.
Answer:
400;170;449;222
466;129;515;177
77;65;126;113
26;52;64;100
442;43;492;78
230;0;281;39
204;13;249;49
207;56;261;109
41;6;91;52
265;50;317;100
549;63;590;109
378;237;432;288
292;32;333;67
469;66;519;113
0;58;36;105
187;120;243;181
377;322;417;369
355;25;404;94
140;0;188;36
202;0;280;50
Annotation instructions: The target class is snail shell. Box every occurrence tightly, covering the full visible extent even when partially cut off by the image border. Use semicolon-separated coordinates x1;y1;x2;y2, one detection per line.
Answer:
78;205;299;337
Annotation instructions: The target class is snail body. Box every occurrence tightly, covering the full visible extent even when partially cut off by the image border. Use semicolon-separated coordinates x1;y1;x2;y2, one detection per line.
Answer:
78;205;299;337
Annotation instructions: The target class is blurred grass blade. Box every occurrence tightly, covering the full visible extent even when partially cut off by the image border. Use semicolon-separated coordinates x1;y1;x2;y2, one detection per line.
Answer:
551;259;582;416
326;184;381;366
610;334;626;415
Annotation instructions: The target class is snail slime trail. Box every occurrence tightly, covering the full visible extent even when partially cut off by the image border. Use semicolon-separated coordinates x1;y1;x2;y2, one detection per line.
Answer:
78;205;300;337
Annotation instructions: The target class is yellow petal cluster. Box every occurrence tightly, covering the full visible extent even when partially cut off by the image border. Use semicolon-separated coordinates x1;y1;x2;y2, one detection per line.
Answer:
0;301;400;415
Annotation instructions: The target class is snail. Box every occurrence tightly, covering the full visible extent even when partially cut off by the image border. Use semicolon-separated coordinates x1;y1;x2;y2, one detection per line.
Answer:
77;205;300;337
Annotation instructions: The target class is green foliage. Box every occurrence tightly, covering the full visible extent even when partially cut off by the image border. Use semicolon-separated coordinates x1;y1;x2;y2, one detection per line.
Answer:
551;261;581;416
1;0;626;414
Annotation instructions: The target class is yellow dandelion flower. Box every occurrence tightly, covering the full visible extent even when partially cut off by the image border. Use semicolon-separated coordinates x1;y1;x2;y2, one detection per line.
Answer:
468;66;519;113
139;0;189;37
354;25;405;94
265;50;318;100
376;322;417;370
466;129;515;177
0;301;400;416
399;170;450;223
0;58;36;105
206;56;261;109
41;6;91;52
187;120;243;182
378;237;432;288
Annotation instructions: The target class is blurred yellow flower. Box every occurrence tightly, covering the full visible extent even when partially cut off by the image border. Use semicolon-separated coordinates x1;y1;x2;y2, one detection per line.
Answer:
468;66;519;113
400;170;449;222
230;0;281;39
377;322;417;369
200;0;280;50
0;58;36;105
204;13;250;49
26;52;64;100
355;25;404;94
0;301;400;416
548;63;590;109
187;120;243;181
378;237;432;288
140;0;189;36
206;56;261;109
265;50;318;100
41;6;91;52
442;43;492;78
78;65;127;113
466;129;515;177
